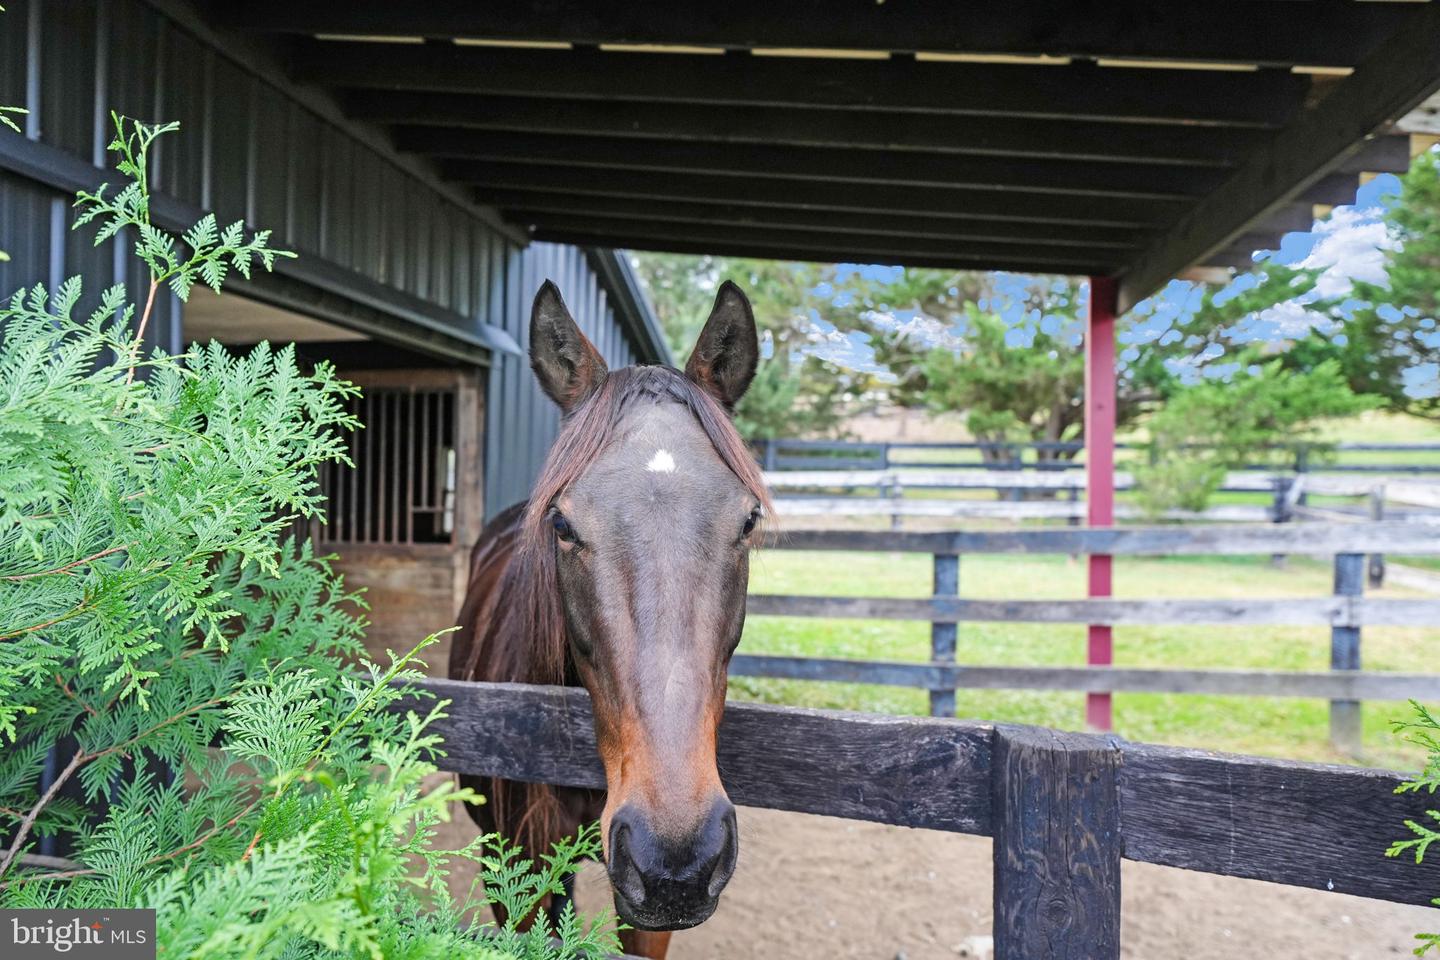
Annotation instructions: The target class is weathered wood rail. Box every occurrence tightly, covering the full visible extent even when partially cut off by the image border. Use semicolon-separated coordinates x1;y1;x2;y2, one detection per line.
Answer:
756;437;1440;476
740;523;1440;752
406;677;1440;959
761;468;1405;527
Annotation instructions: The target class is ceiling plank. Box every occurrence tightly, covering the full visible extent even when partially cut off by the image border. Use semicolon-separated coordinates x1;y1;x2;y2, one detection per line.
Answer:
221;1;1409;69
295;41;1306;128
426;135;1223;201
460;162;1189;228
1117;3;1440;312
384;106;1263;168
493;193;1146;249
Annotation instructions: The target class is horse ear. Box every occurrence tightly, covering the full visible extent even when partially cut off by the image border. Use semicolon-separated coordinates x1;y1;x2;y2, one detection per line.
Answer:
685;280;759;410
530;280;608;413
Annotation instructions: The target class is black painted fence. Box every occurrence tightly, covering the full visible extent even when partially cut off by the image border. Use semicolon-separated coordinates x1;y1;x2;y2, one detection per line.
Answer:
738;523;1440;754
405;678;1440;960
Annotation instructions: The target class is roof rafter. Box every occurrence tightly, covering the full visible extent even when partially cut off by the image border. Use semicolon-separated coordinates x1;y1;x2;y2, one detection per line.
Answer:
384;108;1264;168
295;41;1307;128
461;162;1186;228
429;137;1222;201
533;229;1117;276
494;193;1146;249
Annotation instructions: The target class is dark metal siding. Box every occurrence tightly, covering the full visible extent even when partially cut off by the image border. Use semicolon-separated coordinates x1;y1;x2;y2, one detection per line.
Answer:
0;0;666;525
1;0;526;356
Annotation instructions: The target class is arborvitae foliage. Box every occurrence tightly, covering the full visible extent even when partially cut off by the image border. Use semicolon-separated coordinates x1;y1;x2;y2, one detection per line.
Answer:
0;116;619;958
1389;701;1440;955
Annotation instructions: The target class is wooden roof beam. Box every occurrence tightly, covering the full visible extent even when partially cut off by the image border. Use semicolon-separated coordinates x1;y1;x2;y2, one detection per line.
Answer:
524;217;1119;269
220;1;1408;69
1117;2;1440;312
493;193;1147;250
295;41;1308;128
460;162;1188;229
425;135;1222;202
382;105;1265;168
513;213;1136;256
531;229;1114;276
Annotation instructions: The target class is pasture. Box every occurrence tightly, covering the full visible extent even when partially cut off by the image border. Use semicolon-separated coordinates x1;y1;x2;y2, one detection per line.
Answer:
737;548;1439;767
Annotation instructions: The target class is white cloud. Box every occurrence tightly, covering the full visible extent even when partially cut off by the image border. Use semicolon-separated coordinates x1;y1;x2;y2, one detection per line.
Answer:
1296;204;1398;298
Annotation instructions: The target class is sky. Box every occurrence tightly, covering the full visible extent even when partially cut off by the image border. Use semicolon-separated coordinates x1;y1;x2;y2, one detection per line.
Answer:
789;165;1440;398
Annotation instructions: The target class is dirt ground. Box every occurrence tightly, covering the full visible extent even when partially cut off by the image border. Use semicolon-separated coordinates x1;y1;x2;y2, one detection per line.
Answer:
435;791;1435;959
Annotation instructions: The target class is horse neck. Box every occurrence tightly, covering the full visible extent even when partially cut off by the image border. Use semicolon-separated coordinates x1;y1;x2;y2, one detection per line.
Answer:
456;502;569;687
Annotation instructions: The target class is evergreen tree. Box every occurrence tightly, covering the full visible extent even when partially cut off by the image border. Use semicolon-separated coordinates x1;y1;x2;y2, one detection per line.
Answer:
1301;148;1440;417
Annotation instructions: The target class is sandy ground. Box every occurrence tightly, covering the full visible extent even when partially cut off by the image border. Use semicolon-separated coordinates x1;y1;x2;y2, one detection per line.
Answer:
434;790;1435;959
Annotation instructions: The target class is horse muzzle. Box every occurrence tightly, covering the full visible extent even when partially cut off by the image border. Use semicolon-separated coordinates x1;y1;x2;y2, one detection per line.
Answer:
605;797;738;930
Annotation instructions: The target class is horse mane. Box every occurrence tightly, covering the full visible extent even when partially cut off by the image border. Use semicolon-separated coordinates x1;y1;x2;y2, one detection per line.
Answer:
452;364;771;857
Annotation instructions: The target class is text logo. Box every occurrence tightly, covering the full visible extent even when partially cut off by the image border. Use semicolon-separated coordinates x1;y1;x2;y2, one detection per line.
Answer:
0;911;155;959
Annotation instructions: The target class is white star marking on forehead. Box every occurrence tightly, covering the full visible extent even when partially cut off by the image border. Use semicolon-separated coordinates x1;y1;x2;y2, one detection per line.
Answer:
645;448;677;473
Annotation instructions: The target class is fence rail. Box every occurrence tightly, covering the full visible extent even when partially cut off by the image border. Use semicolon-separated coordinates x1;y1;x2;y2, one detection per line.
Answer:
404;677;1440;959
741;523;1440;753
756;437;1440;476
760;467;1411;527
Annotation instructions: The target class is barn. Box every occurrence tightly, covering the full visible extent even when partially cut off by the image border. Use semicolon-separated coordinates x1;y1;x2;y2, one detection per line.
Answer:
7;3;1440;957
0;0;671;658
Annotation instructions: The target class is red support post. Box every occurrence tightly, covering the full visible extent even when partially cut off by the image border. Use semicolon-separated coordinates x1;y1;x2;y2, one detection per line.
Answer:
1085;275;1118;731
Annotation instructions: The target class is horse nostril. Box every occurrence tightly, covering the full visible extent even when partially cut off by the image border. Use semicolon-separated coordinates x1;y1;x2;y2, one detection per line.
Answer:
609;820;647;905
706;804;739;898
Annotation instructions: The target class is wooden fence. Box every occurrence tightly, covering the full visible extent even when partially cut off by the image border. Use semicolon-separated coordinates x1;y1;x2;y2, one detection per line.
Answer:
737;522;1440;753
759;467;1402;525
406;677;1440;959
756;437;1440;475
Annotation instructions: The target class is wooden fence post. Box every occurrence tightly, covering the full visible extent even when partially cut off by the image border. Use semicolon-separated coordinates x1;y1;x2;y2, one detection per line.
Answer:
1332;552;1364;756
1295;445;1311;507
889;474;905;531
992;726;1122;960
1270;476;1294;568
761;439;777;471
1369;486;1386;589
929;553;959;717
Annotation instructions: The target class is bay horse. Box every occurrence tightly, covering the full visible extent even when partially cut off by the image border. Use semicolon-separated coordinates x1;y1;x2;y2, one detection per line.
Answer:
448;279;769;958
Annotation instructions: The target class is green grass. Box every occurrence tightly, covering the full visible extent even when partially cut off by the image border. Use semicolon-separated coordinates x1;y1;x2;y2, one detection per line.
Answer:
733;549;1439;769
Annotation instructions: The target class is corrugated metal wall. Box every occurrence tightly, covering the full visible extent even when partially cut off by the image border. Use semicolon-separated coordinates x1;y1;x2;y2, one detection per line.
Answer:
0;0;665;524
0;0;517;354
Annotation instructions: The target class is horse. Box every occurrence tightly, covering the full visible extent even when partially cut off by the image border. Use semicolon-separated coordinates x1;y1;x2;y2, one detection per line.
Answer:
448;279;769;959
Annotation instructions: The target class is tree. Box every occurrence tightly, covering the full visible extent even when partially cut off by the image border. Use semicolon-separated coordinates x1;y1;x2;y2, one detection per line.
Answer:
1132;356;1379;515
0;116;617;958
917;304;1085;461
630;253;866;439
1292;147;1440;418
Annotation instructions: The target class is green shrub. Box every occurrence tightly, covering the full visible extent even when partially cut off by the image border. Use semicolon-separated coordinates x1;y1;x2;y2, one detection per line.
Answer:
1132;357;1379;517
1388;701;1440;955
0;116;618;958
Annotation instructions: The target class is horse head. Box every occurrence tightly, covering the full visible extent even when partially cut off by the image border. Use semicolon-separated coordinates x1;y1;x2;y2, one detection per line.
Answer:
524;279;766;930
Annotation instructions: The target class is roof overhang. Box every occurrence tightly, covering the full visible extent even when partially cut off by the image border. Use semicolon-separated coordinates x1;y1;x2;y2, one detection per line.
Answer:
210;1;1440;312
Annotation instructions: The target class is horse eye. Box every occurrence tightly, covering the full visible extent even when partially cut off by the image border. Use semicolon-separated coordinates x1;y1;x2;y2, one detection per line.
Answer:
741;507;762;538
552;512;578;544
